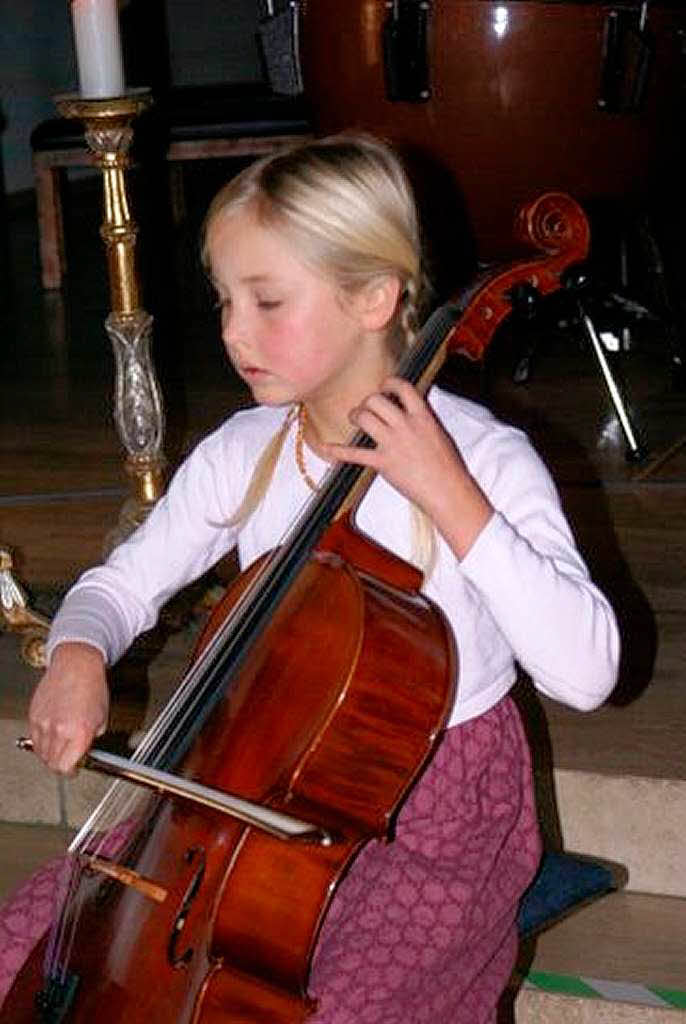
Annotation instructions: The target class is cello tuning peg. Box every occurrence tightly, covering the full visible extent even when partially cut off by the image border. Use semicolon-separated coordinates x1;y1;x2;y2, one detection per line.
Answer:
561;263;593;294
506;281;540;319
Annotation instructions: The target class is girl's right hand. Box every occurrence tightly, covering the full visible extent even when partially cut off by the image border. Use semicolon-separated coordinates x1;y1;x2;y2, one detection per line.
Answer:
28;642;109;775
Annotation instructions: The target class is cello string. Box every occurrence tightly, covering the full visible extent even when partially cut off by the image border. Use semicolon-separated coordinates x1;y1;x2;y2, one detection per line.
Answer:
44;846;88;985
43;855;74;982
55;857;89;983
48;793;157;985
44;831;98;985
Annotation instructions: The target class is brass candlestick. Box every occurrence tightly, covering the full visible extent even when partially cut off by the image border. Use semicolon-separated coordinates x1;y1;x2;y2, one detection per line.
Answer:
0;92;168;667
56;88;167;548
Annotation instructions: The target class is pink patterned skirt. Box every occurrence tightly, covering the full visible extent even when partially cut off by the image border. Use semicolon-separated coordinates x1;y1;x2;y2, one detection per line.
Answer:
0;697;540;1021
308;696;542;1024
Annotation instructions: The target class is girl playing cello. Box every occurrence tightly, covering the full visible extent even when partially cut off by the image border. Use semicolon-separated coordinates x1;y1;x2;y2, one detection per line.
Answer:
8;134;618;1022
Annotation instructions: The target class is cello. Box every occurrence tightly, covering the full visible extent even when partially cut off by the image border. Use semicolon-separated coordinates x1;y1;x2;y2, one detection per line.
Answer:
3;191;589;1024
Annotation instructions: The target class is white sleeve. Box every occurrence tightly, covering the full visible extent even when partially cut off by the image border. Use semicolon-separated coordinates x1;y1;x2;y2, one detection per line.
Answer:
459;432;620;711
46;428;240;666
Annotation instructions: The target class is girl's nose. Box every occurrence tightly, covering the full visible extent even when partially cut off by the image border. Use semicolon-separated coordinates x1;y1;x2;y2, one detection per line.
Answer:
221;305;247;352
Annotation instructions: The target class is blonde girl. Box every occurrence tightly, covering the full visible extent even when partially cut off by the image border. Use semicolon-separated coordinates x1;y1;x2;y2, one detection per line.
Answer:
12;134;619;1022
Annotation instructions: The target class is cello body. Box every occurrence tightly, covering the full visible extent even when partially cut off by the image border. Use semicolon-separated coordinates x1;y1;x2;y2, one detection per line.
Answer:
301;0;686;258
3;518;455;1023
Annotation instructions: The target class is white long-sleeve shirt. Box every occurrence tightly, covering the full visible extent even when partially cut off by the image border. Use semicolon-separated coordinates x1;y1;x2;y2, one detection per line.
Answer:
46;387;619;727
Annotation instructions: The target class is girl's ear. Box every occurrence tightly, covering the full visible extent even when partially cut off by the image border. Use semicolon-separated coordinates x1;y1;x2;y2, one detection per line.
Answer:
354;275;402;332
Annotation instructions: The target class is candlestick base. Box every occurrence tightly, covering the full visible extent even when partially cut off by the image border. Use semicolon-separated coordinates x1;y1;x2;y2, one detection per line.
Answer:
0;548;49;669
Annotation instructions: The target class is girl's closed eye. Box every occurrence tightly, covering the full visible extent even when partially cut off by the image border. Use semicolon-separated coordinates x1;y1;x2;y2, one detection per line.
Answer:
256;297;283;310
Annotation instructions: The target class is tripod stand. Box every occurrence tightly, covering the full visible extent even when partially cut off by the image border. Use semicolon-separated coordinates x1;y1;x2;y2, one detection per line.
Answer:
507;263;675;463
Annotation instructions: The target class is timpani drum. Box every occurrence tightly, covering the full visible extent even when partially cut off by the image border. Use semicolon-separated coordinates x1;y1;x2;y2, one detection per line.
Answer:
301;1;686;261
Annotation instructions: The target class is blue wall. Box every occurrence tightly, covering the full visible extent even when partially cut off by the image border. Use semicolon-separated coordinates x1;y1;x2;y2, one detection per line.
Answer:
0;1;76;194
0;0;263;194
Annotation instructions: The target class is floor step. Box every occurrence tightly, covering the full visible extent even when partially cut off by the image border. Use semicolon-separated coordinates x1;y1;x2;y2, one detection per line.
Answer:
524;891;686;994
514;988;686;1022
513;889;686;1021
549;768;686;898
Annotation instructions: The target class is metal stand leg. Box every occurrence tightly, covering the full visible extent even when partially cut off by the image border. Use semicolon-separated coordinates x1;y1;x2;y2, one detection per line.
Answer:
577;304;645;461
507;272;647;461
557;264;647;462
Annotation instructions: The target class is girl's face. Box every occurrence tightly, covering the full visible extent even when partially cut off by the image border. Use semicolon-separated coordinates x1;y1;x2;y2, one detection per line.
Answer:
206;204;394;432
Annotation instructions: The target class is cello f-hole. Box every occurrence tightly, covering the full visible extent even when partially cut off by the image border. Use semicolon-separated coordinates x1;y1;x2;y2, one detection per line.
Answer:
167;846;206;970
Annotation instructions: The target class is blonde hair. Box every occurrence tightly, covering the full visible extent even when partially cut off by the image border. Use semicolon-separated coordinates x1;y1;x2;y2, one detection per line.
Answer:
203;133;436;574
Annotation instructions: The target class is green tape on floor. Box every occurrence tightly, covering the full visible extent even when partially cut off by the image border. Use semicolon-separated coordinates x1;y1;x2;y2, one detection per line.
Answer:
652;987;686;1010
524;970;686;1011
525;971;598;999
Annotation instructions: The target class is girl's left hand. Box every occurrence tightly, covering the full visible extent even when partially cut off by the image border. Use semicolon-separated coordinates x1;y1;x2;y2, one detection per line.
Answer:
319;378;494;559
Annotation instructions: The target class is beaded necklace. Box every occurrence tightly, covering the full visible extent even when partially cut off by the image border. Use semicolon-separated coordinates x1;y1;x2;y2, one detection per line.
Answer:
294;404;319;492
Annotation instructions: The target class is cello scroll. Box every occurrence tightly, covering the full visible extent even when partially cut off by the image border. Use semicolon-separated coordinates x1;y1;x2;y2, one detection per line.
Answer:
445;191;591;362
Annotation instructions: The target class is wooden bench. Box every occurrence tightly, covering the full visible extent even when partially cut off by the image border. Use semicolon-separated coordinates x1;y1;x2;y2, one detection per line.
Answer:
30;83;313;289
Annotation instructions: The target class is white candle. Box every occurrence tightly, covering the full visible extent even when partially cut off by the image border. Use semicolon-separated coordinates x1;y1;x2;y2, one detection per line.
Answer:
70;0;125;99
